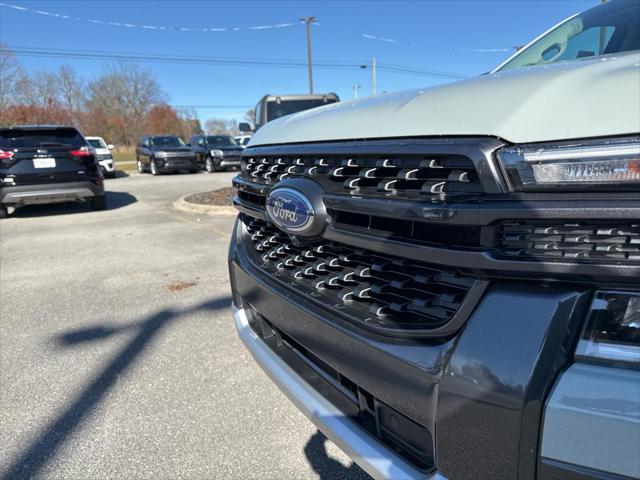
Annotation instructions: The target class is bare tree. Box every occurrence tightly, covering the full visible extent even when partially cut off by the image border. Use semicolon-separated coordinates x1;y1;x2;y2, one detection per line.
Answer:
244;108;256;125
0;44;26;110
204;118;239;136
87;63;165;145
58;65;86;124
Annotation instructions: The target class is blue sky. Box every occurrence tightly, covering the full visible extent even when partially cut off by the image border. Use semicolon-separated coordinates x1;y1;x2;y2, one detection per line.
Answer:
0;0;598;122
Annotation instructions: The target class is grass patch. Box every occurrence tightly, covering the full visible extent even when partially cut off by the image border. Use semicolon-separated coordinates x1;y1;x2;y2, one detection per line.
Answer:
113;147;137;172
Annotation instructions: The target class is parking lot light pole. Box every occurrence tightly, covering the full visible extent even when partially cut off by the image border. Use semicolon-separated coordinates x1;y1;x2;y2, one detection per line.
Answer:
300;16;317;94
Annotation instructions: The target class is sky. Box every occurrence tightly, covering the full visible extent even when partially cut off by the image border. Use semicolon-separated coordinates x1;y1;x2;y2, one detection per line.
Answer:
0;0;599;123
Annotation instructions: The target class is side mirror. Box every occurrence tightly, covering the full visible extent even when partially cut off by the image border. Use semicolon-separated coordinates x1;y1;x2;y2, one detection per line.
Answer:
107;144;115;150
239;122;253;133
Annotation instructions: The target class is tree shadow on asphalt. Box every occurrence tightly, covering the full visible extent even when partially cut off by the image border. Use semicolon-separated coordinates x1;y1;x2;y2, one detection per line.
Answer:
304;431;371;480
1;295;231;480
9;191;137;218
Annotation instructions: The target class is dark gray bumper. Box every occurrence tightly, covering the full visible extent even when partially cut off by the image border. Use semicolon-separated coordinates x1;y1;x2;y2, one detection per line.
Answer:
0;181;103;206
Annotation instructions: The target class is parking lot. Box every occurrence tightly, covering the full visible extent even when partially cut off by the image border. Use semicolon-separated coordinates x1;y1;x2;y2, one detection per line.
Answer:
0;172;370;480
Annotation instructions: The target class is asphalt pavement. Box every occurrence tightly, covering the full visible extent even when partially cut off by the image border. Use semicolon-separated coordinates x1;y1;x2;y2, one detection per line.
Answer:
0;171;371;480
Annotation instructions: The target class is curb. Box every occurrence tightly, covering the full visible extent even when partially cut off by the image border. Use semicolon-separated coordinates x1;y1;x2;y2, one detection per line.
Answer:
173;195;237;216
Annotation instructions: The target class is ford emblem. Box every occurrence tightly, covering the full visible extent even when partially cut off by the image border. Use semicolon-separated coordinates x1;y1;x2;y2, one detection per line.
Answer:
266;188;315;234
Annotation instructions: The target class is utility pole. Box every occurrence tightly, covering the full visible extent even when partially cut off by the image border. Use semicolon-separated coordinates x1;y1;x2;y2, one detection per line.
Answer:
300;16;317;94
353;83;361;99
372;57;377;95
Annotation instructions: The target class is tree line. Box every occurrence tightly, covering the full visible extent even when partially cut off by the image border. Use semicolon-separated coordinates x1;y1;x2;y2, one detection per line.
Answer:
0;45;253;146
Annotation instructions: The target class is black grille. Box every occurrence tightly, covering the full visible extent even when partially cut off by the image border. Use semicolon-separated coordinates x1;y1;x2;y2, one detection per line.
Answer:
242;153;481;199
500;221;640;262
243;217;478;336
329;209;483;249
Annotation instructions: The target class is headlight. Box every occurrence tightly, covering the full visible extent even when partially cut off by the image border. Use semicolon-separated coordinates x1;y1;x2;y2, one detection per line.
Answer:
576;291;640;365
155;151;168;158
210;149;224;157
497;137;640;191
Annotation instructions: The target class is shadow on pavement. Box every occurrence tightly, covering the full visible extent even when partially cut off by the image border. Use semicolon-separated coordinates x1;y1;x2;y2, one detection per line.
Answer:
1;296;232;480
304;430;371;480
10;191;137;218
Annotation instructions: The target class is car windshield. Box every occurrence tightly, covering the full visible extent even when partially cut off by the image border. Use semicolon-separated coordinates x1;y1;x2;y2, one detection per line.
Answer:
496;0;640;72
206;136;237;146
151;136;184;147
88;138;107;149
0;128;85;149
266;98;337;122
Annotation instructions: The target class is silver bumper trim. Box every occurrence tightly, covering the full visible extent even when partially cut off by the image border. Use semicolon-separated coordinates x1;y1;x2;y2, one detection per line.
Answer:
233;303;443;480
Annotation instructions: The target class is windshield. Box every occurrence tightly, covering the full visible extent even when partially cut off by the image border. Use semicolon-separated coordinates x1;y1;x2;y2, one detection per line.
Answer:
206;135;237;147
0;128;85;149
496;0;640;72
88;138;107;149
150;136;184;147
266;98;338;122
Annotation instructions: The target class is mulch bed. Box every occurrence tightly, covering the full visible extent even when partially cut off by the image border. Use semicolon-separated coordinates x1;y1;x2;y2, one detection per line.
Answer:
184;187;234;206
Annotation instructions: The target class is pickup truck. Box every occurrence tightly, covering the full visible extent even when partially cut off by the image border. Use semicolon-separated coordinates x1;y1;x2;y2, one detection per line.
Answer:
228;1;640;479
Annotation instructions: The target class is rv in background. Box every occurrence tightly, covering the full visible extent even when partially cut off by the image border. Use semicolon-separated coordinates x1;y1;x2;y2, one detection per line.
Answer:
239;93;339;132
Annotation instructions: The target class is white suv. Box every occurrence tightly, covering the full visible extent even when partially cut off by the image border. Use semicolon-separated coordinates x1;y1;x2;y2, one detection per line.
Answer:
86;136;115;178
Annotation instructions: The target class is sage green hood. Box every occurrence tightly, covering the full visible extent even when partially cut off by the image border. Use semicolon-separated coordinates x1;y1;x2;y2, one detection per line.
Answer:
250;52;640;146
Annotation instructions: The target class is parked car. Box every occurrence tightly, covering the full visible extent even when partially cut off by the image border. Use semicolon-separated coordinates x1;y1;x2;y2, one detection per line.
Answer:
189;134;243;172
135;135;199;175
238;92;340;132
234;134;252;148
228;1;640;479
0;125;106;217
86;136;116;178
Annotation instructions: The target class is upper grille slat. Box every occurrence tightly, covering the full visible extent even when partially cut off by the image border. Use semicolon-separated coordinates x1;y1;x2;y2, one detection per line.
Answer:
241;153;481;199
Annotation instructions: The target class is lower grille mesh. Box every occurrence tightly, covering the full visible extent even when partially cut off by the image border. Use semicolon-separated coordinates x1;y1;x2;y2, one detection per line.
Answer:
243;216;477;335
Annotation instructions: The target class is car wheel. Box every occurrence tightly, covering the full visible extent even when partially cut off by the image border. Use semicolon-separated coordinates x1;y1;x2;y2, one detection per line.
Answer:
0;205;8;219
150;159;159;176
137;158;144;174
205;157;214;173
90;195;107;211
100;166;107;178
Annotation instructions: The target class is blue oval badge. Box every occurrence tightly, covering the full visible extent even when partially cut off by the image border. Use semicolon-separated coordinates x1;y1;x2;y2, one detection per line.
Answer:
266;188;314;234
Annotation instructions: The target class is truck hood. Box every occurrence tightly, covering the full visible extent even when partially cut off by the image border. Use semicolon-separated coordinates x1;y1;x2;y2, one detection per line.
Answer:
250;52;640;146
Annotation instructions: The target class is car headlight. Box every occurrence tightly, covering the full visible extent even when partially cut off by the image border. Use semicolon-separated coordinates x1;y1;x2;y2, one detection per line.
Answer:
210;149;224;157
576;291;640;365
497;136;640;191
155;151;169;158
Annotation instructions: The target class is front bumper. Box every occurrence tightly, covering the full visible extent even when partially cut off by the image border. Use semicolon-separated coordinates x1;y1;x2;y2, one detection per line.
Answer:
228;216;597;479
233;304;430;480
98;159;115;173
159;158;199;171
220;156;241;168
0;180;103;206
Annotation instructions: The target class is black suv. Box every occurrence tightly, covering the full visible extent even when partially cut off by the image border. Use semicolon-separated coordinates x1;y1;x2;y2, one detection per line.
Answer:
189;135;243;172
136;135;199;175
0;125;106;217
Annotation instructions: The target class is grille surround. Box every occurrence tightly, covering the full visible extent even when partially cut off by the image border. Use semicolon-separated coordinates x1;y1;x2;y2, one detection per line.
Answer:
241;215;488;338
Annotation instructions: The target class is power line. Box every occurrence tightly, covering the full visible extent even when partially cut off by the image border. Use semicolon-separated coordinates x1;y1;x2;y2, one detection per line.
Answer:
4;46;470;80
0;2;296;32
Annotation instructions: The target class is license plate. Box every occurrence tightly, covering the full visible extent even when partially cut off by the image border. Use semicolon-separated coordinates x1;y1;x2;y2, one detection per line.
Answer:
33;158;56;169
